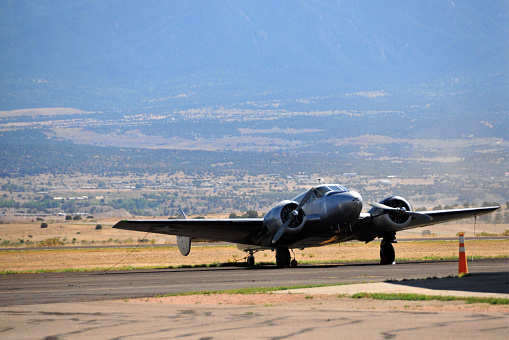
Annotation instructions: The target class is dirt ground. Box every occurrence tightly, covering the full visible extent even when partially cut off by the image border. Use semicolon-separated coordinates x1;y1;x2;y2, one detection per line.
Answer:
123;293;509;313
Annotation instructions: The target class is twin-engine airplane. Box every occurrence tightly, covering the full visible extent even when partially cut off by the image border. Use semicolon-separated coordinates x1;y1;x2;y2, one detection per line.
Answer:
113;184;499;267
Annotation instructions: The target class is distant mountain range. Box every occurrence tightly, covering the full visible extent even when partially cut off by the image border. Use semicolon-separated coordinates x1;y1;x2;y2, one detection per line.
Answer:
0;0;507;112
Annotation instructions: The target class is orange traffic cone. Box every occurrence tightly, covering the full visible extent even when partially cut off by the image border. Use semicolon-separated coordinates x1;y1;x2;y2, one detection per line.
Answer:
459;232;468;275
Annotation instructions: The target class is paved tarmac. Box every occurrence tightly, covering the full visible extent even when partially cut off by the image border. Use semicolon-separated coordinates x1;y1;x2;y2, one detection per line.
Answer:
1;258;508;306
1;297;508;339
0;258;507;339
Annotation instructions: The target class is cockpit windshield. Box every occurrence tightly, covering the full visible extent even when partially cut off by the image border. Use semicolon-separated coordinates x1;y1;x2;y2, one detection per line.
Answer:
314;185;348;196
292;184;348;202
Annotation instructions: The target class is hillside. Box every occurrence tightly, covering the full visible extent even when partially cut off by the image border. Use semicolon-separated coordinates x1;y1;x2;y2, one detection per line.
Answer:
0;1;507;218
0;1;507;111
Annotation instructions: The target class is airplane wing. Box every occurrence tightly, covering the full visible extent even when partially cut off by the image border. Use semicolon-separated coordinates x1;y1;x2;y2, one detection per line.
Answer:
113;218;264;244
114;206;500;245
112;186;500;267
405;206;500;230
354;205;500;242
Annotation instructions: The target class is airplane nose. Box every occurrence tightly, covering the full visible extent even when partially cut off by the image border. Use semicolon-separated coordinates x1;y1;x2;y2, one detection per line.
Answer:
349;190;363;207
346;191;363;216
329;190;363;224
325;191;362;225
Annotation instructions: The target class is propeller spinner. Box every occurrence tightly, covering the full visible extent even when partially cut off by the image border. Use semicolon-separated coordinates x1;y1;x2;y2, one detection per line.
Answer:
271;188;314;243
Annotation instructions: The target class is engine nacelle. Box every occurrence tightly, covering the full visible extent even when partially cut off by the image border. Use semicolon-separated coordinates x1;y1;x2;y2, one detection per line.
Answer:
263;200;306;236
369;196;413;231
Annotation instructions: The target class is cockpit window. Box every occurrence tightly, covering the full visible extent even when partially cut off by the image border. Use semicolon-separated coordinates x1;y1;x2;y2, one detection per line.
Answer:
315;185;348;196
291;184;348;202
327;185;348;192
315;186;330;196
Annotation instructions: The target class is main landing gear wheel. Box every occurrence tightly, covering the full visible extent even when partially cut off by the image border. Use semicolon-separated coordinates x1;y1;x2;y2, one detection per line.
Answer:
275;247;291;267
246;254;255;267
380;241;395;265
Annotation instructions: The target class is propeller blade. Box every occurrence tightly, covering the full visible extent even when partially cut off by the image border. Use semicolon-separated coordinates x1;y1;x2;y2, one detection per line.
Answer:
296;188;314;210
272;218;291;243
368;202;432;221
369;202;397;211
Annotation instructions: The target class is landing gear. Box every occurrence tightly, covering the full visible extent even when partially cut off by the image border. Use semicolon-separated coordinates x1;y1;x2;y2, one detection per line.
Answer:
380;240;395;265
246;253;255;267
275;247;291;267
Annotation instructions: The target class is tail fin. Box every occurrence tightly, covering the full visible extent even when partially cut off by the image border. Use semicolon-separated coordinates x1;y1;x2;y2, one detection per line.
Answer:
177;209;186;219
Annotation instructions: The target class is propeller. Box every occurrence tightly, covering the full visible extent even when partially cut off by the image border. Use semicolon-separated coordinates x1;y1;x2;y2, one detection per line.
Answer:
369;202;432;221
272;188;314;243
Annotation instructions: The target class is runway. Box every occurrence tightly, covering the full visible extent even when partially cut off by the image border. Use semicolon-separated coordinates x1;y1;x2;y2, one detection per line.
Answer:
1;258;508;339
1;258;507;306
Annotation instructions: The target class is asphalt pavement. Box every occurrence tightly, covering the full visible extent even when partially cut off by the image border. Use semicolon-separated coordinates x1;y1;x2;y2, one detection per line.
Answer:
0;258;507;339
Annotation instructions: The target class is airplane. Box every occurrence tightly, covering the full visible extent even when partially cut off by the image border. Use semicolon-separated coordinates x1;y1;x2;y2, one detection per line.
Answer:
113;184;500;267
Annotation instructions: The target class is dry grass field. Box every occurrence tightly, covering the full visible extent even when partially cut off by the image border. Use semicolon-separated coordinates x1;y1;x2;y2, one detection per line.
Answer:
0;222;507;273
0;212;507;273
1;240;508;272
1;214;507;246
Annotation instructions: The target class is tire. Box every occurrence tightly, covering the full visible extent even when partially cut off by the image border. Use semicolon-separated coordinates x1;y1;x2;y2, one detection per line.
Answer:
380;241;395;265
246;255;255;267
275;247;291;267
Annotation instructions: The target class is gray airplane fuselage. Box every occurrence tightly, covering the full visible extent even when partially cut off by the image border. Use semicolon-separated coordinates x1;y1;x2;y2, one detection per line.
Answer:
269;185;364;247
300;190;363;229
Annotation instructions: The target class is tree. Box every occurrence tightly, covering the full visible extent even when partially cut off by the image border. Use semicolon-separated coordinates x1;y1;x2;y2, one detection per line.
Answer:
243;210;258;218
40;222;48;228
